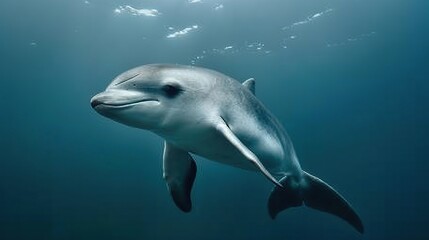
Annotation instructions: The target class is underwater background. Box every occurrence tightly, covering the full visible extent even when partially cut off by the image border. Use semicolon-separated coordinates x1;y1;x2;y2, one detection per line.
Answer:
1;0;428;239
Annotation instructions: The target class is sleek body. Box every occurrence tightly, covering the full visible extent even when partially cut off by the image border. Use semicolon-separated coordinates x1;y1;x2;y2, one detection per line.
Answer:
91;64;364;233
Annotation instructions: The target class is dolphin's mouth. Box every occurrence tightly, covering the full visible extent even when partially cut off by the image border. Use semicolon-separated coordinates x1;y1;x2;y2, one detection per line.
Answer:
91;98;159;108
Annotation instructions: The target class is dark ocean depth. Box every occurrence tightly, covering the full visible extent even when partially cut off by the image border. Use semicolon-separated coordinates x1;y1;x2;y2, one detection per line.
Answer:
0;0;428;239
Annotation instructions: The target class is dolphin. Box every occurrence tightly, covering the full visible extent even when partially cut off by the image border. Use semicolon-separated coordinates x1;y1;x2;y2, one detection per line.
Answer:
90;64;364;233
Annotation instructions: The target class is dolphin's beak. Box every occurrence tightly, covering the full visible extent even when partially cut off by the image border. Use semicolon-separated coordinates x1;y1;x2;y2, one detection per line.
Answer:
90;89;158;110
90;95;103;108
90;92;109;109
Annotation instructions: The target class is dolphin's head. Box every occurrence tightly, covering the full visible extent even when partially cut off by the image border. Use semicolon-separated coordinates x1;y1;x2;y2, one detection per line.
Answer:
91;64;206;131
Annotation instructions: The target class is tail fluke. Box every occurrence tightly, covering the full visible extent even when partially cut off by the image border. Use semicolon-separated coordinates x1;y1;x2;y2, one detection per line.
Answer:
268;171;364;233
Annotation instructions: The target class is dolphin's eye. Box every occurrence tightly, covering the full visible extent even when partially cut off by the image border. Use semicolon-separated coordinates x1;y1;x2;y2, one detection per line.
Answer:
162;84;182;98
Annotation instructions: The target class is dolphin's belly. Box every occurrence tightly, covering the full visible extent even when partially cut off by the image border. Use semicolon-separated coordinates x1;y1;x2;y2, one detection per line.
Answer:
165;124;286;174
168;129;256;170
192;137;287;176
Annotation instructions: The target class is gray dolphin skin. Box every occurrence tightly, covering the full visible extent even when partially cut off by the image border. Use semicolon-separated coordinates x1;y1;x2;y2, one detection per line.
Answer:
90;64;364;233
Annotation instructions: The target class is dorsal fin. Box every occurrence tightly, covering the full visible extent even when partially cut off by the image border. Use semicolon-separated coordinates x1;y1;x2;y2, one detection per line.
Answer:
242;78;255;95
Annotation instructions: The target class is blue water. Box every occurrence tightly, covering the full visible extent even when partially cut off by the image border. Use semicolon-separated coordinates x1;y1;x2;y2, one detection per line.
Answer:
1;0;428;239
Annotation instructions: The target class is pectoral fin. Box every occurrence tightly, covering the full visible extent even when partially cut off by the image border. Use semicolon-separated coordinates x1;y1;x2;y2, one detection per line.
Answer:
216;118;282;187
163;141;197;212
